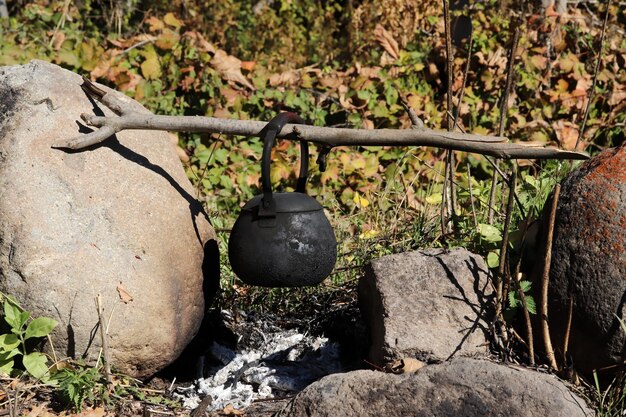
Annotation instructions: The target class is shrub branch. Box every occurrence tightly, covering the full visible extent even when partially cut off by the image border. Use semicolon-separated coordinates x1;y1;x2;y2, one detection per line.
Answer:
541;185;561;370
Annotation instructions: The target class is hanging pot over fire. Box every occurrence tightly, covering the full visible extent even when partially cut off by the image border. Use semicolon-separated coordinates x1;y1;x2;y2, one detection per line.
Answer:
228;112;337;287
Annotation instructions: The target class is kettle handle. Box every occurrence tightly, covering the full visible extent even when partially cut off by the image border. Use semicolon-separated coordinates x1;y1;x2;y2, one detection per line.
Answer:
260;112;308;217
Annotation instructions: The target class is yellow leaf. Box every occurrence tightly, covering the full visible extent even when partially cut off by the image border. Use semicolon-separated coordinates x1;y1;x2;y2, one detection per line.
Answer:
155;28;180;50
353;192;370;208
359;229;379;239
363;154;379;177
320;162;339;184
555;78;569;94
56;48;80;67
339;153;354;175
163;12;183;28
425;193;442;205
529;54;547;70
351;155;366;170
141;57;160;79
146;16;164;32
558;52;578;73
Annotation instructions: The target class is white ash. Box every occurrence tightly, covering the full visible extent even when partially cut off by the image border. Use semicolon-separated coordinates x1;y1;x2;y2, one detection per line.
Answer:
177;328;342;412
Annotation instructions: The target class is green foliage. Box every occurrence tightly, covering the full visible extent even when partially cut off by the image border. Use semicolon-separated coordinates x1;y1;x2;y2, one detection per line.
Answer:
507;280;536;314
52;359;184;411
54;362;108;411
0;292;58;380
593;317;626;417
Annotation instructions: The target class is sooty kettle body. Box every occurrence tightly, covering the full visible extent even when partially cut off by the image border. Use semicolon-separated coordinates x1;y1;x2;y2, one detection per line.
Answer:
228;112;337;287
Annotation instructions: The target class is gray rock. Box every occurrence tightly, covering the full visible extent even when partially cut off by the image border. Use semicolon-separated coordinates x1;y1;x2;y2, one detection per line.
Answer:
542;146;626;375
0;60;217;378
358;248;493;365
276;358;593;417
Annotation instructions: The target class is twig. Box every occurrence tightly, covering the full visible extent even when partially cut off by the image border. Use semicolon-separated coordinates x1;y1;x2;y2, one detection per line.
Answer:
96;294;112;384
512;221;535;366
495;170;517;331
46;334;58;365
442;0;457;233
498;28;520;139
47;0;72;49
466;161;478;229
540;184;561;370
487;27;521;224
398;94;425;129
452;35;474;132
119;39;154;57
486;171;499;225
443;0;454;130
562;293;574;361
190;396;213;417
575;0;611;151
51;79;589;159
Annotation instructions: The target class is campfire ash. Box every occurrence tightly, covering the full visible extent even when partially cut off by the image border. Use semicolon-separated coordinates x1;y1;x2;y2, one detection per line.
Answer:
176;311;343;412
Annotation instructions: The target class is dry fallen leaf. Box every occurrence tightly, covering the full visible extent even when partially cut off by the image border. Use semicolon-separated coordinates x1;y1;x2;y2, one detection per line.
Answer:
358;66;382;80
211;49;255;90
609;84;626;107
222;403;245;415
116;282;134;303
182;31;216;54
108;34;156;49
269;69;301;87
552;120;581;151
240;60;256;71
319;74;343;89
24;403;55;417
374;24;400;60
75;407;107;417
388;358;426;374
49;31;66;50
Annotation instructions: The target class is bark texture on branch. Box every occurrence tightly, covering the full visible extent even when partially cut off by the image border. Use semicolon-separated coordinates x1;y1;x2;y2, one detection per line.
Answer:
52;78;589;162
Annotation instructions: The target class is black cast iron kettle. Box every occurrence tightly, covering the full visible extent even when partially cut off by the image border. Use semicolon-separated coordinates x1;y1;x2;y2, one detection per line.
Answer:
228;112;337;287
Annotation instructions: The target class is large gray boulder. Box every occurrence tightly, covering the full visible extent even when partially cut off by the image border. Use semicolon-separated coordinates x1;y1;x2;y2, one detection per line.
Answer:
0;60;217;378
276;358;593;417
358;248;493;365
543;145;626;375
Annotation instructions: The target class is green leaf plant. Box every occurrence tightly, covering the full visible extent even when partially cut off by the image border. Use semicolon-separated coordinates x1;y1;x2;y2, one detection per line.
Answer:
0;292;58;381
507;280;536;315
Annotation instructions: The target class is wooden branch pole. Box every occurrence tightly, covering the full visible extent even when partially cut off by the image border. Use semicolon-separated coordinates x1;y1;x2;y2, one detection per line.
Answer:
96;294;112;384
51;78;590;162
540;185;561;370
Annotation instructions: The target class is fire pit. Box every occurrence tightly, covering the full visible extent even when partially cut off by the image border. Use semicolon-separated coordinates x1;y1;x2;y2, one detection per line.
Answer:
175;310;344;413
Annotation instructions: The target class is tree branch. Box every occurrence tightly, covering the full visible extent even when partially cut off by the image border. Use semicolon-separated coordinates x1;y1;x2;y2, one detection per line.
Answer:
51;79;589;161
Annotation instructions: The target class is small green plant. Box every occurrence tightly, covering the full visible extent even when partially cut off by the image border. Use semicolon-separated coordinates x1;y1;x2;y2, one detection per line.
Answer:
594;369;626;417
54;361;109;411
507;280;536;314
0;292;58;380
